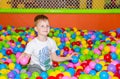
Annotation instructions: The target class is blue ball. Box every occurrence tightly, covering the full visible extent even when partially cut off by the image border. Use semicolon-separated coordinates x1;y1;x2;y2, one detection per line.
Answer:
15;63;22;70
117;28;120;33
0;64;7;69
89;70;96;76
0;25;2;30
100;71;109;79
72;56;78;64
110;52;117;60
40;72;48;79
67;68;75;76
71;33;76;39
74;47;80;52
56;50;60;56
95;63;102;71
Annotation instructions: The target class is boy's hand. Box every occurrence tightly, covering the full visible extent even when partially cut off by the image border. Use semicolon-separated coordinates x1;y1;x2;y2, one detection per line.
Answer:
67;52;78;60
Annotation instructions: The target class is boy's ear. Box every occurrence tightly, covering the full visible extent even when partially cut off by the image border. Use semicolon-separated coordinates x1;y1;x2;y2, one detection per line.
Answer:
34;27;38;32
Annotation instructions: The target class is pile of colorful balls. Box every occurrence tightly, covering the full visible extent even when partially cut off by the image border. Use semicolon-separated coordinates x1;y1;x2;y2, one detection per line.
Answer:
0;25;120;79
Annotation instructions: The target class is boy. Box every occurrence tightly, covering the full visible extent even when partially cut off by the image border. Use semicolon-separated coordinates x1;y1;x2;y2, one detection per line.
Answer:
18;15;76;73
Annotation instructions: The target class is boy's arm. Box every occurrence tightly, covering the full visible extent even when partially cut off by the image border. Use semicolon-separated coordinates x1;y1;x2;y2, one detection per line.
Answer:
51;52;77;62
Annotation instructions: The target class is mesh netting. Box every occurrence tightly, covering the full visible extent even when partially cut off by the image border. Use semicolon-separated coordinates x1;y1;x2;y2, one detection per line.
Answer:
0;0;120;9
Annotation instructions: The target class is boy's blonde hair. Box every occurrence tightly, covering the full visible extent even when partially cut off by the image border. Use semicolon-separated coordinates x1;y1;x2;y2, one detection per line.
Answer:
34;15;48;26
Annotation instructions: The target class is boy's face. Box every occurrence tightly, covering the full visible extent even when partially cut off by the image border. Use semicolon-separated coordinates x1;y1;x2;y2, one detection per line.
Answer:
35;20;50;36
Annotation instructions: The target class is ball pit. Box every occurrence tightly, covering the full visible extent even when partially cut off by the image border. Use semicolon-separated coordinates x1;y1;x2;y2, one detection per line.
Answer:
0;25;120;79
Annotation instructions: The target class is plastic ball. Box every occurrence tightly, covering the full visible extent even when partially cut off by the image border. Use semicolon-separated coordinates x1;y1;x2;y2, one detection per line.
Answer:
66;68;75;76
104;54;111;62
48;76;56;79
110;53;117;60
107;64;116;73
95;63;102;71
20;73;29;79
100;71;109;79
89;70;96;76
72;56;79;64
53;61;59;67
40;72;48;79
84;66;91;74
19;56;29;66
89;61;96;69
8;63;15;70
56;73;64;79
62;76;70;79
36;76;43;79
63;72;71;77
8;71;15;78
116;64;120;70
32;72;39;78
6;49;13;55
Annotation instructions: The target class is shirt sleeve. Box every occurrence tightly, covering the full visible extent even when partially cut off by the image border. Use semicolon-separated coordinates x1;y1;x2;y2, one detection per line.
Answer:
24;42;34;55
51;39;58;53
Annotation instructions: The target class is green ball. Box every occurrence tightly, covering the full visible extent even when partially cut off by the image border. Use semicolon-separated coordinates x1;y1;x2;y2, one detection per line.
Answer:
10;54;16;62
48;32;53;37
47;69;54;75
79;74;91;79
118;54;120;60
4;44;10;48
80;55;86;61
117;43;120;48
88;50;94;56
57;66;65;72
20;73;28;79
92;75;100;79
93;54;99;59
32;72;39;78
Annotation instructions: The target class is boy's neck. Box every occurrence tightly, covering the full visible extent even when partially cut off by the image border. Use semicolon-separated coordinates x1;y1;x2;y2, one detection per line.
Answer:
37;35;47;42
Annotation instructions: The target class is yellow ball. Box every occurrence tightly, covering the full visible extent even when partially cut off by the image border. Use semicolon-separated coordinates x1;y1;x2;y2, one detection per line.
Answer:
76;31;80;35
73;27;77;32
49;72;56;77
0;53;3;59
99;61;105;66
0;69;9;74
83;49;89;54
63;72;71;77
102;66;107;71
0;75;7;79
76;66;83;70
110;32;116;37
116;48;120;54
104;46;110;53
108;71;114;77
112;76;119;79
8;63;15;70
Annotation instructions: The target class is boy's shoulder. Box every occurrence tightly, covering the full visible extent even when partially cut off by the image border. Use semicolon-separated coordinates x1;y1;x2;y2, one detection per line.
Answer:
47;37;55;42
27;38;37;44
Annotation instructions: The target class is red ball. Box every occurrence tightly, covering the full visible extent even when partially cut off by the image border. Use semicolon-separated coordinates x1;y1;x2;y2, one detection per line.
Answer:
36;76;42;79
76;41;81;46
104;54;111;62
81;63;88;69
63;47;69;51
116;64;120;70
18;37;23;42
56;73;64;79
87;40;93;45
6;49;13;55
9;40;14;43
53;61;59;67
48;76;56;79
71;42;76;46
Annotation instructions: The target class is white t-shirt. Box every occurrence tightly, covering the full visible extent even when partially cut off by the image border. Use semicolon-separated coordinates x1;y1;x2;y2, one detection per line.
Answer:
24;37;58;71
